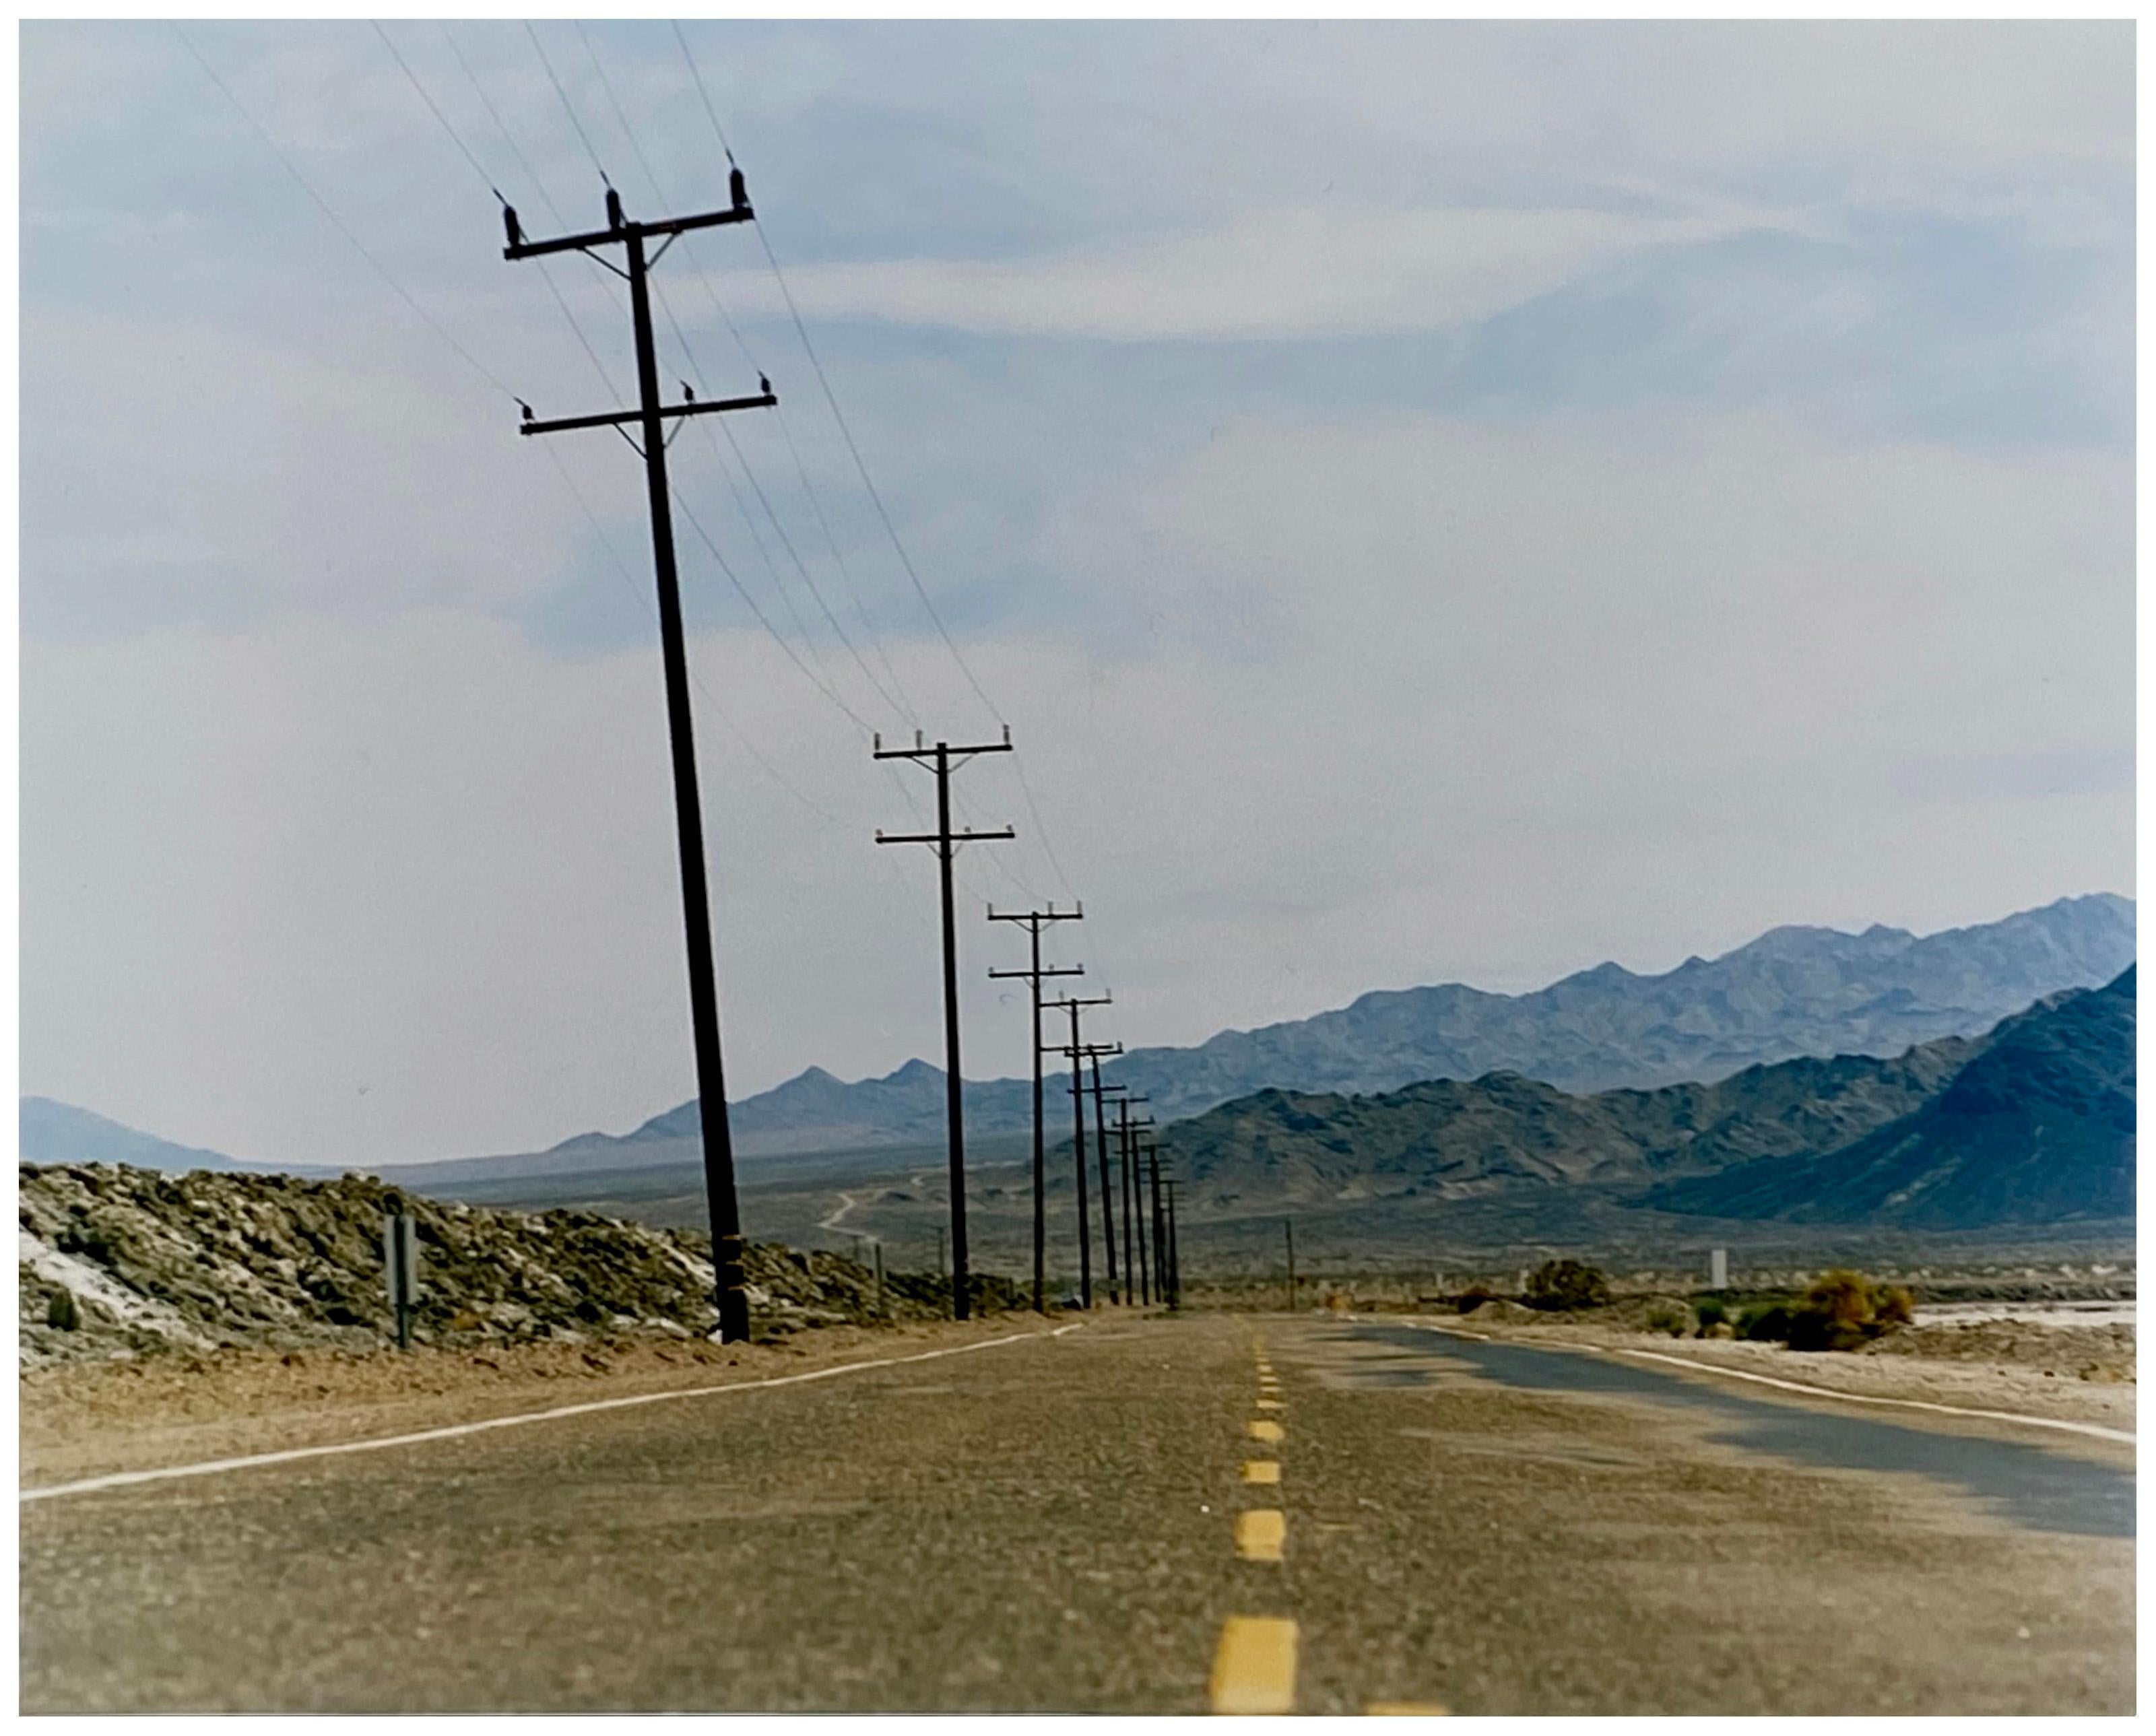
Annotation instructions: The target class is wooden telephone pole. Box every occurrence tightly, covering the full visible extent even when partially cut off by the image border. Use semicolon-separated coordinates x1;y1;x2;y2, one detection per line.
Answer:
876;731;1013;1319
1047;995;1113;1306
503;178;771;1343
987;904;1084;1312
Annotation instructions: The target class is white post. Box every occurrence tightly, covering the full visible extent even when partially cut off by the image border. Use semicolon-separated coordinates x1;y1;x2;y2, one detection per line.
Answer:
1710;1248;1728;1290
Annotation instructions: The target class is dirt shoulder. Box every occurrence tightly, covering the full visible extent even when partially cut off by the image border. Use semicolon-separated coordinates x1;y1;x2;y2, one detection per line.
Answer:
1439;1310;2134;1432
20;1312;1075;1489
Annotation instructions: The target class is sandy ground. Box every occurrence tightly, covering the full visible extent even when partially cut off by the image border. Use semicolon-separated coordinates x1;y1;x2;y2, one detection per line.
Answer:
19;1310;1081;1488
1445;1312;2135;1430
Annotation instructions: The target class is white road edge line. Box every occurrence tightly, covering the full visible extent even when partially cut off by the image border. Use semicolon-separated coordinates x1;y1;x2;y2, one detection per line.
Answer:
21;1322;1086;1505
1403;1318;2134;1445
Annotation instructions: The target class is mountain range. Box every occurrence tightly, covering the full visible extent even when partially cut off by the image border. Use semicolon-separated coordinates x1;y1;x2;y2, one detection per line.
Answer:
595;892;2134;1155
22;894;2134;1205
1156;969;2134;1234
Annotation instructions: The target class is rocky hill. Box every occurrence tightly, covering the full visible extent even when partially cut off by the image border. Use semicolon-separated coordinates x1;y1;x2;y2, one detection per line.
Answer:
1646;970;2136;1230
1156;970;2134;1233
18;1164;1014;1367
1161;1033;1975;1209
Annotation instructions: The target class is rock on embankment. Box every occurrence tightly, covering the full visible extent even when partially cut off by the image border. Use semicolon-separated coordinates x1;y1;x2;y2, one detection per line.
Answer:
19;1163;1011;1366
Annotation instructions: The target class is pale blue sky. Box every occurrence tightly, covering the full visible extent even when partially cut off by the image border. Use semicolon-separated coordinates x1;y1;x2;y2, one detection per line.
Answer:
20;21;2134;1164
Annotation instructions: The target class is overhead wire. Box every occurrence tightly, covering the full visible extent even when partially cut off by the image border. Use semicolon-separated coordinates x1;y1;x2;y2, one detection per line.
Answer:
669;23;1002;731
554;27;981;893
524;22;611;187
184;20;930;929
377;20;618;401
567;20;915;732
175;24;515;401
667;24;1096;929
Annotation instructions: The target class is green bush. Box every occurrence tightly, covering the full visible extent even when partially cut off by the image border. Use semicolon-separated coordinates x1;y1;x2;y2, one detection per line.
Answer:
1454;1284;1499;1314
1525;1259;1610;1312
1693;1297;1729;1333
1784;1269;1913;1351
1643;1300;1693;1337
1735;1271;1916;1351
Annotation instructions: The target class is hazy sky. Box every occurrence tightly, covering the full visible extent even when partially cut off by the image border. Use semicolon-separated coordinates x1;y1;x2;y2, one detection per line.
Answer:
20;20;2134;1166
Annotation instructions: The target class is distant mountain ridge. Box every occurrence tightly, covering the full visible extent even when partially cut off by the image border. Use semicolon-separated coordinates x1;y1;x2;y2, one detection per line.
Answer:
613;892;2134;1154
19;1098;253;1176
22;894;2134;1179
1158;969;2134;1233
1644;969;2135;1228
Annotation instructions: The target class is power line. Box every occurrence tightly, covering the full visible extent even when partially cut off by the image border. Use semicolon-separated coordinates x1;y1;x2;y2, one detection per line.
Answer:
524;22;611;187
372;22;620;400
567;34;913;735
669;24;1002;729
370;20;500;198
174;24;515;401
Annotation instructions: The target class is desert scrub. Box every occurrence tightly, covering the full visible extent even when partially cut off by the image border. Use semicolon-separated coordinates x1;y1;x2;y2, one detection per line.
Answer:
1525;1259;1610;1311
1737;1271;1916;1351
1643;1300;1694;1337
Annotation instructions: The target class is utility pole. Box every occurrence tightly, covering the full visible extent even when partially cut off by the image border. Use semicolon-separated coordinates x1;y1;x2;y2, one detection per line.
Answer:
504;182;773;1343
1047;995;1113;1306
1066;1040;1123;1302
987;904;1084;1313
1086;1058;1123;1303
1145;1140;1167;1300
875;729;1014;1322
1163;1178;1184;1308
1284;1218;1297;1313
1114;1097;1154;1305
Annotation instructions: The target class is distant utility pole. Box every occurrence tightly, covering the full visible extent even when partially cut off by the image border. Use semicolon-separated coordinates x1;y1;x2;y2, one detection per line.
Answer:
1115;1097;1154;1306
1047;995;1113;1307
504;181;773;1343
1087;1061;1123;1303
1144;1140;1167;1301
875;729;1015;1322
1284;1218;1297;1313
1163;1178;1184;1309
987;904;1084;1313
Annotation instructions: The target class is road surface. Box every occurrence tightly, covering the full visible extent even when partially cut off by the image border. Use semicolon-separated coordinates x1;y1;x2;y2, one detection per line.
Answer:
19;1311;2133;1712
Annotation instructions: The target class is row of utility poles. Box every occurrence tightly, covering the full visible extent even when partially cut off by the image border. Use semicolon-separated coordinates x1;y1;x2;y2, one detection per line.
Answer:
500;174;1179;1333
990;904;1181;1314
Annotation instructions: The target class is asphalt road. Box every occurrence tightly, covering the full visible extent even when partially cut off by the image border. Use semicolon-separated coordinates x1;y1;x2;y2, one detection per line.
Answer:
19;1311;2134;1713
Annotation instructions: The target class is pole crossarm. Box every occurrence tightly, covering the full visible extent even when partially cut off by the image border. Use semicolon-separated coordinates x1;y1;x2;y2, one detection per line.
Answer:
989;964;1083;980
503;201;755;262
521;391;776;438
876;728;1012;771
1051;1041;1123;1061
877;827;1016;850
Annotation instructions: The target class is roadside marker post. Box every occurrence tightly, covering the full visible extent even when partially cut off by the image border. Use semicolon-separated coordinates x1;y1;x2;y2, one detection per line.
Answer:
1710;1247;1728;1290
381;1205;420;1351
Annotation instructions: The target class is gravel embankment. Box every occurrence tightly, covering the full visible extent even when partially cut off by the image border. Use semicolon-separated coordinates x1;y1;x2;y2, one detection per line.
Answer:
18;1162;1020;1368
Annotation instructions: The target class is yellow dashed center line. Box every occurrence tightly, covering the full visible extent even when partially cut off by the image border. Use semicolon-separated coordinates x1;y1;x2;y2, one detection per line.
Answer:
1254;1397;1284;1411
1248;1418;1284;1444
1366;1702;1449;1716
1235;1508;1286;1562
1241;1459;1280;1485
1210;1615;1298;1713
